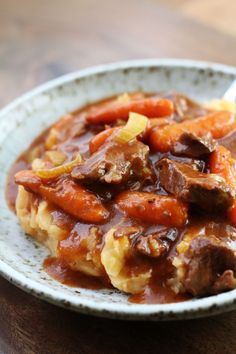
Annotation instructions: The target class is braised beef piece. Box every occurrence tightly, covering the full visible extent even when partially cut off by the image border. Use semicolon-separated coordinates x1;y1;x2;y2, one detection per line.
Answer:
172;132;217;158
220;130;236;158
157;158;234;211
136;228;178;258
72;140;153;185
173;223;236;296
114;225;143;239
160;92;209;122
172;157;205;172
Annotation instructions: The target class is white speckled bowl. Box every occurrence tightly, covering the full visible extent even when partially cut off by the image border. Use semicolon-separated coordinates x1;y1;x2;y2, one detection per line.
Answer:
1;59;236;320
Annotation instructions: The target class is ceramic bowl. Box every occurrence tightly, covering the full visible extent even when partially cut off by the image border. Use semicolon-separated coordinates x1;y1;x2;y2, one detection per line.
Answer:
1;59;236;320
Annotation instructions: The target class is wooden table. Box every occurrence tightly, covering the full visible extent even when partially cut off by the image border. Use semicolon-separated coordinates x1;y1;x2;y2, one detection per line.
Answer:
0;0;236;353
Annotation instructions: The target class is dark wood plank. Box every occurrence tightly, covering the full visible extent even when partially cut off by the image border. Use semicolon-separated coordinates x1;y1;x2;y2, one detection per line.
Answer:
0;276;236;354
0;0;236;353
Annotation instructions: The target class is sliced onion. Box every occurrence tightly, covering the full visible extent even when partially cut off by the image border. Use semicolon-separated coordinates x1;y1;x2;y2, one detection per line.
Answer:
45;150;66;166
32;158;47;171
116;93;130;104
45;128;58;149
114;112;148;143
206;99;236;114
35;154;82;179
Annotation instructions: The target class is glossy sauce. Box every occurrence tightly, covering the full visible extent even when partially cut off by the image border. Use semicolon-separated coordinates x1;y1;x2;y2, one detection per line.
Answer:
44;257;106;289
129;282;190;304
6;92;219;304
129;232;190;304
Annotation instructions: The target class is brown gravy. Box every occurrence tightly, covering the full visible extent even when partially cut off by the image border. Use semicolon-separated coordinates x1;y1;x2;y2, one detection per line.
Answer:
7;92;233;304
44;257;106;290
129;283;190;304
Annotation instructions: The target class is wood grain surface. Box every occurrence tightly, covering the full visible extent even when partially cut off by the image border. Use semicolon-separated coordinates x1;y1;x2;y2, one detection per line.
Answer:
159;0;236;37
0;0;236;353
0;276;236;354
1;0;236;108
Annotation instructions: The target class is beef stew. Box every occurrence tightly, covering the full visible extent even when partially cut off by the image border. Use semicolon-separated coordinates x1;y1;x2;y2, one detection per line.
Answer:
7;91;236;304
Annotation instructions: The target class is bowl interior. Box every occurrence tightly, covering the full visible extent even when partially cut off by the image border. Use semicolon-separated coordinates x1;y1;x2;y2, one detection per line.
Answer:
0;60;236;320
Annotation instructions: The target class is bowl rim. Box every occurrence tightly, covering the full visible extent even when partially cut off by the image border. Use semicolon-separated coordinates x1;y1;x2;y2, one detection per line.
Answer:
1;58;236;320
1;58;236;118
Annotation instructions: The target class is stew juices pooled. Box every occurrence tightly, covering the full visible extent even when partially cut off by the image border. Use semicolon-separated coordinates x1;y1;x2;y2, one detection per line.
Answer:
7;91;236;304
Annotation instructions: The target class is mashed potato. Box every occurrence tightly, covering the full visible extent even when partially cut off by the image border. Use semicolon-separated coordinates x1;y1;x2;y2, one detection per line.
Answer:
16;186;104;278
101;228;152;294
16;186;67;255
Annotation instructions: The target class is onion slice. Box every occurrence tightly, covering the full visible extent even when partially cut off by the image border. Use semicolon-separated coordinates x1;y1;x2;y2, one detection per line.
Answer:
114;112;148;143
35;154;82;179
206;99;236;113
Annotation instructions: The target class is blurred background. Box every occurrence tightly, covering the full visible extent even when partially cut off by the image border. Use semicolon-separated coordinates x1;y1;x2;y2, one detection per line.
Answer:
1;0;235;107
158;0;236;36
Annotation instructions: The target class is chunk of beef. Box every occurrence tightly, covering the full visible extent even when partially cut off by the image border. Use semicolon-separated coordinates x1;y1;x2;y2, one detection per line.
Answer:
72;140;153;184
172;132;217;158
160;92;209;122
157;158;234;211
113;225;143;239
171;223;236;296
136;228;178;258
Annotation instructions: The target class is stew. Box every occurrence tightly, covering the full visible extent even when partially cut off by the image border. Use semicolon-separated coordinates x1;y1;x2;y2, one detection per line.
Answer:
6;91;236;304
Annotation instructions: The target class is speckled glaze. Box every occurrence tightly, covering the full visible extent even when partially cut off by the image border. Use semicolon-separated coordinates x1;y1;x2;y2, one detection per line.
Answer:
1;59;236;321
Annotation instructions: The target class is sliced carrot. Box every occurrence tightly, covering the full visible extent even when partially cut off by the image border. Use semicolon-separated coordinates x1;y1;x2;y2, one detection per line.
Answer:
116;191;188;228
209;145;236;225
209;146;236;188
15;170;109;223
89;117;173;153
86;97;174;124
89;127;117;154
142;117;174;141
89;116;164;154
147;117;173;129
149;111;236;152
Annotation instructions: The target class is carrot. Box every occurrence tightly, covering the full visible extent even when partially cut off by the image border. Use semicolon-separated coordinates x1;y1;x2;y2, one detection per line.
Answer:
147;117;173;130
209;146;236;188
89;127;117;154
149;111;236;152
89;118;173;153
86;97;174;124
142;117;174;141
116;191;188;227
15;170;109;223
209;145;236;225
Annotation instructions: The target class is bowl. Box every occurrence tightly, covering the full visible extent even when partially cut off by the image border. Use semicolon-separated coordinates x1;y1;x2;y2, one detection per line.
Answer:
1;59;236;320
